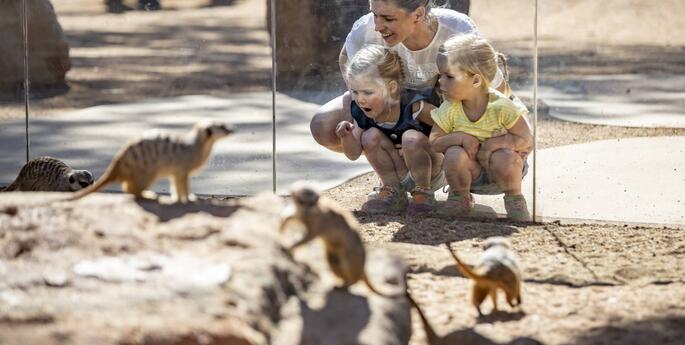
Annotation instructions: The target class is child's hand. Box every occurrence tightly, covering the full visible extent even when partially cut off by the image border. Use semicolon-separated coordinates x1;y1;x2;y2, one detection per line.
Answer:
335;121;354;138
478;140;502;171
462;134;480;160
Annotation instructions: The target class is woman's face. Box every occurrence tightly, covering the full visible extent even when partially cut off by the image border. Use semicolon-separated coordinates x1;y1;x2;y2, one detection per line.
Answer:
370;1;421;47
348;76;390;119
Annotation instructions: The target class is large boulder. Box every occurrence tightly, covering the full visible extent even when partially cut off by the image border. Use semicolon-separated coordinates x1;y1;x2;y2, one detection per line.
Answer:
0;0;70;95
0;192;410;345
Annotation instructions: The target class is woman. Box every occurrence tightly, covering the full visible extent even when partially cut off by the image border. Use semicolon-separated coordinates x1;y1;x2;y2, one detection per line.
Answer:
310;0;483;153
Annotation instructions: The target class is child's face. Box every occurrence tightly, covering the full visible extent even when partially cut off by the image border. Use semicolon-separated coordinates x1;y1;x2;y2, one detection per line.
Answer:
437;55;476;102
370;1;420;47
348;77;390;119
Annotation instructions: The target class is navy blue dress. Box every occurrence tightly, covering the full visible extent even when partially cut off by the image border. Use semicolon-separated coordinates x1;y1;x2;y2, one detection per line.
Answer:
350;89;437;146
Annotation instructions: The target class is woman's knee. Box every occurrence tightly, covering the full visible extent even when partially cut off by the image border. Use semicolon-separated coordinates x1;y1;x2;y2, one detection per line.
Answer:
310;110;337;144
310;94;350;147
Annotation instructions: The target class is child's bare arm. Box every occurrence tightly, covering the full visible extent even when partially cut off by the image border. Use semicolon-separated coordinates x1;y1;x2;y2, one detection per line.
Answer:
478;117;533;169
430;125;479;158
336;120;363;160
414;101;436;126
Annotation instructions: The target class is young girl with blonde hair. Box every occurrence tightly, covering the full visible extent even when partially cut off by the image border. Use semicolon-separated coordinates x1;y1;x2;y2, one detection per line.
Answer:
336;44;446;216
429;33;533;221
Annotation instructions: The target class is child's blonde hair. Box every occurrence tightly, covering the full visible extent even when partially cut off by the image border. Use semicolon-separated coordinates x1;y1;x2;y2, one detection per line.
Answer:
345;44;405;103
439;34;510;91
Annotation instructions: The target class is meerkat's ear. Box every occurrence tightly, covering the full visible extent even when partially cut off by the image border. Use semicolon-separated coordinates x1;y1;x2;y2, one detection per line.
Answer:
68;174;76;184
205;127;213;137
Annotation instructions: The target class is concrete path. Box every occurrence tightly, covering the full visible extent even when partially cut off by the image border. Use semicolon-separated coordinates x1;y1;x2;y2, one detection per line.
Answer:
0;93;370;196
540;74;685;128
1;92;683;225
453;137;685;225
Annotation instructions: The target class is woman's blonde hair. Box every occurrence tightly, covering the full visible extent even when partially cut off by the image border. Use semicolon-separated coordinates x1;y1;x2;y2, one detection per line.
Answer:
439;33;510;91
345;44;405;104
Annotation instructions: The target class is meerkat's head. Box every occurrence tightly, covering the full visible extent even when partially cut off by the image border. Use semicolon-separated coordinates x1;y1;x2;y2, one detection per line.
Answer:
67;169;94;191
194;120;235;143
289;181;320;209
483;236;512;251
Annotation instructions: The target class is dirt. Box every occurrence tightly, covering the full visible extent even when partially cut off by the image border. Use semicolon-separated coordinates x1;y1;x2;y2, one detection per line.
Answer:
1;0;684;344
322;176;685;345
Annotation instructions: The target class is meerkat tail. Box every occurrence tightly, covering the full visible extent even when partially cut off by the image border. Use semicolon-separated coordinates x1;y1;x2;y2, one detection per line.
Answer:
444;242;482;280
68;166;117;200
362;274;402;298
406;290;441;344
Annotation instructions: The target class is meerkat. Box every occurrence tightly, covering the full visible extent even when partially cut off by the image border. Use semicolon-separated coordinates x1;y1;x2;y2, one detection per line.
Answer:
445;237;522;316
1;156;93;192
280;182;399;297
69;120;234;203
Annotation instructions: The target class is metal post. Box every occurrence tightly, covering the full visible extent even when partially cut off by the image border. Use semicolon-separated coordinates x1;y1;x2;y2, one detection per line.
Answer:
22;0;30;162
532;0;539;221
270;0;277;193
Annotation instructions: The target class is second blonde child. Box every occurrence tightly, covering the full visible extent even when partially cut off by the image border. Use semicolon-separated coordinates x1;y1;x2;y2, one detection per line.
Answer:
429;34;533;221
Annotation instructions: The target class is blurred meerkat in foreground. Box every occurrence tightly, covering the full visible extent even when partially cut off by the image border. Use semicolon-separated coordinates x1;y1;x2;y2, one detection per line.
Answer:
445;237;522;316
1;156;93;192
280;182;398;297
70;120;234;203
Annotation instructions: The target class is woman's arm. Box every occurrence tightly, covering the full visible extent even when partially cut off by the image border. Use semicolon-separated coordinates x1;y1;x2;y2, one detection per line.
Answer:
339;46;349;84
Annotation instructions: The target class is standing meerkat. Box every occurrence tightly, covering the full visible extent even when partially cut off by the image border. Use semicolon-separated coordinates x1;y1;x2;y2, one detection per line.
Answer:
445;237;522;316
1;156;94;192
69;120;234;203
280;182;399;297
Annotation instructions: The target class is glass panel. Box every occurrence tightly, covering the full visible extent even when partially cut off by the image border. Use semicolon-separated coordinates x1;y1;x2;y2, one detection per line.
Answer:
468;0;537;219
537;1;685;225
0;0;29;189
26;0;273;197
273;0;537;220
273;0;371;195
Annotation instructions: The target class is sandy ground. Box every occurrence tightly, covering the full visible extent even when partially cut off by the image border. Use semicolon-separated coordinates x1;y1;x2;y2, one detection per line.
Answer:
1;0;684;344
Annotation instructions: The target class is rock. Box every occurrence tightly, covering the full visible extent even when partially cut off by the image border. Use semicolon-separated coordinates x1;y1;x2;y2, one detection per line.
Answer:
0;192;410;345
0;0;70;95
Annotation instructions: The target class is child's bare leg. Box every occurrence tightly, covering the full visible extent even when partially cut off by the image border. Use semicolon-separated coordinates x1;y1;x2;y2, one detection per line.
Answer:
488;149;523;195
444;146;480;197
361;128;407;187
400;130;435;189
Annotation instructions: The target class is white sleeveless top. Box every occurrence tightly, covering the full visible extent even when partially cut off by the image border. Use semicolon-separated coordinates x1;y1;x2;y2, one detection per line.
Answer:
344;8;479;90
